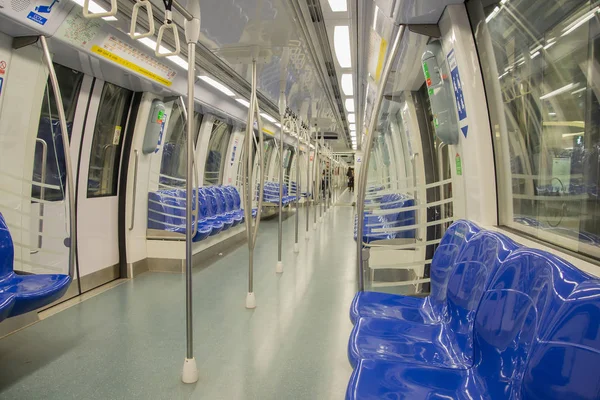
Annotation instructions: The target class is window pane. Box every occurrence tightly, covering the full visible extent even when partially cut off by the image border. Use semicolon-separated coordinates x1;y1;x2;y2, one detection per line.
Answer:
204;120;232;186
469;0;600;258
87;83;133;197
32;64;83;201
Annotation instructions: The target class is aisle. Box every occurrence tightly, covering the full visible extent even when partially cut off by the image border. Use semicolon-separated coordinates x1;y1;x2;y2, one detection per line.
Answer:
0;204;356;400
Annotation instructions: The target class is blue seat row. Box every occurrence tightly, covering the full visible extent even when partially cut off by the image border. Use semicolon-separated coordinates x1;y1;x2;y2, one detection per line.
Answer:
346;220;600;399
259;181;296;205
0;212;71;323
354;193;416;243
148;185;254;242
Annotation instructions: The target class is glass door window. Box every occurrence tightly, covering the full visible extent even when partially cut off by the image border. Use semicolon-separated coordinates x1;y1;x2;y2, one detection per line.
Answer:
87;83;133;197
204;120;232;185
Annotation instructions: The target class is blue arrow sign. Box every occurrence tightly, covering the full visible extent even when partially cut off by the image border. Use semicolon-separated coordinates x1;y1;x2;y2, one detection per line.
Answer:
461;126;468;138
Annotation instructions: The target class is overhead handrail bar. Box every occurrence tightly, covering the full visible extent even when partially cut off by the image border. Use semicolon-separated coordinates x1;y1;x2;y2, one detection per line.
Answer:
39;36;80;291
356;25;406;291
83;0;117;18
155;0;181;57
129;0;155;39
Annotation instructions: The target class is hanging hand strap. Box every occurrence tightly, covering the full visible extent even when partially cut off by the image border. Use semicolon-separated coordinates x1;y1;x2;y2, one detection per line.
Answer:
129;0;155;39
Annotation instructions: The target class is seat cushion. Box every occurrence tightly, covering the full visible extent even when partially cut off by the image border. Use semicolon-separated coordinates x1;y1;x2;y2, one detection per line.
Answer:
348;317;471;369
349;291;428;324
346;359;481;400
1;272;71;316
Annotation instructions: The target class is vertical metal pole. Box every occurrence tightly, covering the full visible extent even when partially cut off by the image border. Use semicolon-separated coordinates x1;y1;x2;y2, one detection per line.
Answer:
356;25;406;291
294;120;300;251
39;36;78;286
305;128;310;239
313;130;319;227
276;95;285;272
184;42;196;360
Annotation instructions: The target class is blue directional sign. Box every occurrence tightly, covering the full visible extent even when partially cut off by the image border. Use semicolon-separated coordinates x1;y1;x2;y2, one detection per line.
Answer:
447;49;467;122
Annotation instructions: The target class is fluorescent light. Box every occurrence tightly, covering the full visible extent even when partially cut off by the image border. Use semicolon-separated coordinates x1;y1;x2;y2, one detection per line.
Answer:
544;41;556;50
540;83;578;100
139;36;175;58
373;5;379;30
345;98;355;112
71;0;117;20
167;56;188;70
328;0;347;12
548;112;557;116
236;98;250;107
562;7;599;37
348;113;355;123
341;74;353;96
275;122;282;128
199;76;235;97
334;26;352;68
349;123;356;131
350;131;356;137
571;87;586;95
531;51;540;59
261;112;277;123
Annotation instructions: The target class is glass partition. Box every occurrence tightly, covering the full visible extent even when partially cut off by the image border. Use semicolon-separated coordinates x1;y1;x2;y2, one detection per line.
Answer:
204;120;232;186
87;83;133;197
468;0;600;259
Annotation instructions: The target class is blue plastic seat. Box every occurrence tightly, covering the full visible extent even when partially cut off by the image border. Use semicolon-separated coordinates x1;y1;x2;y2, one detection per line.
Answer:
201;188;233;230
0;213;71;319
345;248;598;400
349;220;481;324
348;230;519;368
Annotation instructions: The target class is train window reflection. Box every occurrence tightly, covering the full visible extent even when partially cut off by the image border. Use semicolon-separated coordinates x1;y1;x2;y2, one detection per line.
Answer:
87;83;133;197
470;0;600;258
204;120;232;186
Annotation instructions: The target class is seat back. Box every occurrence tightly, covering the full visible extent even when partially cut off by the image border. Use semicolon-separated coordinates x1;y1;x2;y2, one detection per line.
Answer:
220;187;235;212
444;231;519;365
206;187;226;214
202;189;219;217
227;186;242;209
426;220;482;306
473;248;589;397
521;281;600;400
0;213;14;281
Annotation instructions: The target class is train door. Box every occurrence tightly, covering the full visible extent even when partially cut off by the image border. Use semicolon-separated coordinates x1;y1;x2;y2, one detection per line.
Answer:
75;80;134;291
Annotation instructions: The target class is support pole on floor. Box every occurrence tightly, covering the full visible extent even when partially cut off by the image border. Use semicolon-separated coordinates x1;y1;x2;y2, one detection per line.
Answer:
243;58;265;308
313;125;319;229
39;36;78;288
293;117;300;253
305;124;311;240
276;50;289;273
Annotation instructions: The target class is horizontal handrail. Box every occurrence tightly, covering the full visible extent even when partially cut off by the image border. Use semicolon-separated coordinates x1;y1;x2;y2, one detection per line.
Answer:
370;197;454;215
370;216;455;234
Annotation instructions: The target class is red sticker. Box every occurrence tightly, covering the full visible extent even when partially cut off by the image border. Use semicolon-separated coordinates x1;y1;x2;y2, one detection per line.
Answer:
0;60;6;75
426;78;432;87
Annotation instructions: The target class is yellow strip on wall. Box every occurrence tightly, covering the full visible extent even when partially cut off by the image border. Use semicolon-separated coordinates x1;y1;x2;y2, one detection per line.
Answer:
91;45;172;87
262;128;274;136
375;38;388;82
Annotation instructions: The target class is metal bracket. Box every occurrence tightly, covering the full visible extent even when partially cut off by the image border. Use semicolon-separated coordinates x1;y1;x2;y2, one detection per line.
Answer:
12;36;39;49
407;24;441;39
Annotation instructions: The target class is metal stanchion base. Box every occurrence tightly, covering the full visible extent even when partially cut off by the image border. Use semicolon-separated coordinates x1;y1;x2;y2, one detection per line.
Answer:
276;261;283;274
313;224;317;230
305;234;310;241
294;243;299;253
245;292;256;309
182;357;199;384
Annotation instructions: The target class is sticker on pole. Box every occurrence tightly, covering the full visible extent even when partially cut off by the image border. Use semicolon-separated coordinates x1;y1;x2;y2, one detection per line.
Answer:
447;49;469;138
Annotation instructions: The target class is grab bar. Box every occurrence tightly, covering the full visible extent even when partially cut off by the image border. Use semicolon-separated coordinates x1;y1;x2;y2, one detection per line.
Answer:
129;0;155;39
83;0;117;18
31;138;48;253
129;150;139;230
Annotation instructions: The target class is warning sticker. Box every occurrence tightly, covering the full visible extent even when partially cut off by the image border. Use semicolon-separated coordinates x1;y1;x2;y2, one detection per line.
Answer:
0;61;6;75
112;126;122;145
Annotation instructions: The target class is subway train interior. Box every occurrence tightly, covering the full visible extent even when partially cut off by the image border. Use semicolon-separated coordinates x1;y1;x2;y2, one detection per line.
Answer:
0;0;600;398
